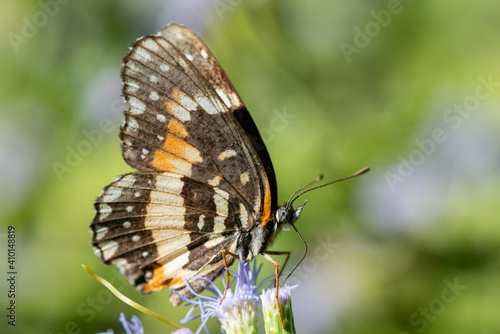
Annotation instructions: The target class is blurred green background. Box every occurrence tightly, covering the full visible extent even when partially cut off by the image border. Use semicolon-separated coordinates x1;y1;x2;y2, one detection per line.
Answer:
1;0;499;333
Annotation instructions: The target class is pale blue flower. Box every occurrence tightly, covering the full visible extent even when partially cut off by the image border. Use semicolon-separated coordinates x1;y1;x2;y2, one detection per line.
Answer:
175;253;267;334
97;312;144;334
172;328;194;334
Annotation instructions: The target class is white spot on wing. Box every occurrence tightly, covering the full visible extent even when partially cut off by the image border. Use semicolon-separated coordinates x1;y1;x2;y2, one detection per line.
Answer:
195;94;219;115
216;88;231;109
198;214;205;230
231;92;239;105
142;38;159;51
160;64;169;71
171;104;191;122
127;118;139;132
240;171;250;186
185;54;194;61
178;93;198;111
129;97;146;115
149;91;159;101
213;188;229;233
132;235;141;242
239;203;249;228
157;114;167;122
127;81;140;93
94;226;108;240
200;49;208;59
118;175;135;187
136;47;151;61
218;149;237;161
208;175;222;187
103;187;122;202
100;240;119;259
123;221;131;228
99;204;112;220
126;206;133;212
127;62;138;74
149;75;158;83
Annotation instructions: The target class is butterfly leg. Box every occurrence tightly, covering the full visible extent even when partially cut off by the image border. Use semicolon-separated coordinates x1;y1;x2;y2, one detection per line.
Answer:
220;249;239;305
262;252;286;328
265;250;291;284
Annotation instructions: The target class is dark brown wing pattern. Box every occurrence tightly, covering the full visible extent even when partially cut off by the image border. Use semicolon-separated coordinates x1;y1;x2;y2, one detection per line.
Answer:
90;24;277;304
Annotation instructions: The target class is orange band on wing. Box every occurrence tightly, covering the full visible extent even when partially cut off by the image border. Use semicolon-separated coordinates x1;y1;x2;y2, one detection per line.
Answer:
143;266;168;293
260;182;272;226
144;270;185;293
151;150;193;175
163;134;202;163
151;133;204;174
168;119;188;138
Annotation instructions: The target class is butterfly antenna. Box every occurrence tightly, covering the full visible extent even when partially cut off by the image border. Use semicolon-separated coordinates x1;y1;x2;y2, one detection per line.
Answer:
290;166;370;207
286;174;324;207
283;223;308;285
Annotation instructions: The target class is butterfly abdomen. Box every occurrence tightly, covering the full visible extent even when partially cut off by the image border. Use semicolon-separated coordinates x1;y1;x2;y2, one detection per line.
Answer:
236;216;280;261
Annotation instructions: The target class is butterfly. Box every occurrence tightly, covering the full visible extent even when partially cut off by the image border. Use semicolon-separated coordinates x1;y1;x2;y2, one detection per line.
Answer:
90;23;368;308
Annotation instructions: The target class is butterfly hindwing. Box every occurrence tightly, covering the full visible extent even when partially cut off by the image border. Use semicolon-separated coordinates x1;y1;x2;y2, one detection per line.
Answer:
91;172;240;304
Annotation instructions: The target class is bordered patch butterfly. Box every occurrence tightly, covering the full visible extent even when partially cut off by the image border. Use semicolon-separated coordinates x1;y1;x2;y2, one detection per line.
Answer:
90;23;369;311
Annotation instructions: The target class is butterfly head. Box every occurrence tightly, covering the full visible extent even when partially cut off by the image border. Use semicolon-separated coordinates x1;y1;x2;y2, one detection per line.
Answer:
275;200;308;226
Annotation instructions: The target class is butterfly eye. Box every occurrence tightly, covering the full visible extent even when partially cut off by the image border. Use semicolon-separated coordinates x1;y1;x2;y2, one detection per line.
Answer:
275;207;291;223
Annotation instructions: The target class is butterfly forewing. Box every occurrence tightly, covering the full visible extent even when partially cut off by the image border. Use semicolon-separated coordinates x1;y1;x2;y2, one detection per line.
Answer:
158;24;278;221
91;23;278;305
159;24;278;215
120;29;271;215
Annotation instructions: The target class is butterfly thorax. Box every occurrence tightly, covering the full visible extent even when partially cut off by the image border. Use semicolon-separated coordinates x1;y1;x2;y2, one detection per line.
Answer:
240;203;304;261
